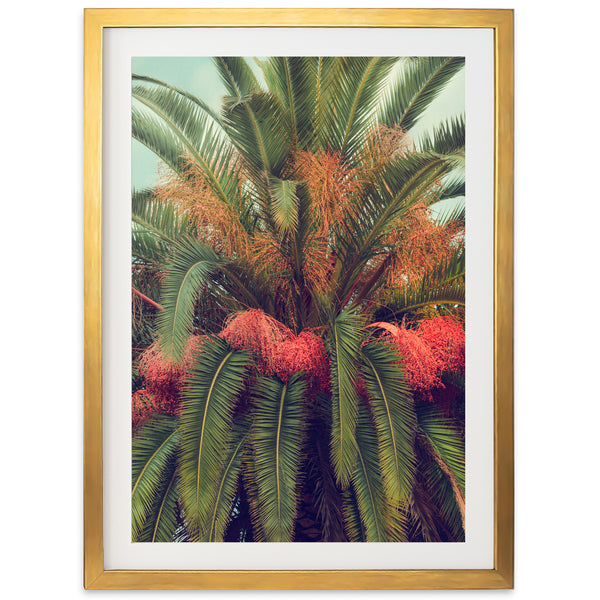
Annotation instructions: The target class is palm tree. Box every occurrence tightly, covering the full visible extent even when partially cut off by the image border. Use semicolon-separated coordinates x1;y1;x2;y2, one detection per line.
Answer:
130;57;466;543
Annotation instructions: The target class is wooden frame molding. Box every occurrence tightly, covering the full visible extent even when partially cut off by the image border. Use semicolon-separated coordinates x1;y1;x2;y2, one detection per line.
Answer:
84;8;513;590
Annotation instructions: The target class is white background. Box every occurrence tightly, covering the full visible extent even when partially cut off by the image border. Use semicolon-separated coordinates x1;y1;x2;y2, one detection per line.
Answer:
1;0;598;596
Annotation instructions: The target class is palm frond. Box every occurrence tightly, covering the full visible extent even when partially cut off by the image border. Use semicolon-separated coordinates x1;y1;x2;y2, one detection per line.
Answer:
361;340;415;506
156;241;268;354
261;57;316;149
342;488;367;542
326;307;365;487
419;458;464;541
309;57;339;151
417;114;465;155
432;196;465;226
373;152;454;216
221;91;292;192
131;416;179;541
156;237;223;360
215;56;261;99
204;419;249;542
137;467;180;542
380;248;465;317
132;188;192;265
132;104;189;177
215;260;276;316
417;404;465;495
133;73;222;124
179;336;250;540
132;82;239;204
351;404;405;541
320;57;399;158
415;404;465;539
251;374;307;541
385;282;465;318
378;57;465;131
336;153;453;300
306;417;347;541
407;476;445;542
241;446;266;542
438;174;465;201
269;176;299;233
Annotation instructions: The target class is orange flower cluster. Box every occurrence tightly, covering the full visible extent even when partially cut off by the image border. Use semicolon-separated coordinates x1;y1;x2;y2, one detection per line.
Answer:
363;124;412;172
295;149;363;238
155;158;250;257
384;201;463;291
219;309;330;389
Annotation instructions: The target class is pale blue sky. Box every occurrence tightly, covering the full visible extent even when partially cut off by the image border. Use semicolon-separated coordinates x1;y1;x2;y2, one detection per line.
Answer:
132;57;465;190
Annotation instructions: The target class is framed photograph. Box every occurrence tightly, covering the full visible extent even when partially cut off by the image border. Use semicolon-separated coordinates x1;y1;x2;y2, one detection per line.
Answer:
84;8;513;590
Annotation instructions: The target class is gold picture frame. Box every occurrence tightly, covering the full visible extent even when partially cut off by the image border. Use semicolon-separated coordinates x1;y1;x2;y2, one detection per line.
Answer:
84;8;513;590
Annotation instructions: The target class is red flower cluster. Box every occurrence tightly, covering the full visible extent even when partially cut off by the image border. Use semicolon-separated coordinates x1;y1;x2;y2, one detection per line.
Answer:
219;310;330;389
417;316;465;376
132;336;205;427
371;317;464;399
132;389;162;429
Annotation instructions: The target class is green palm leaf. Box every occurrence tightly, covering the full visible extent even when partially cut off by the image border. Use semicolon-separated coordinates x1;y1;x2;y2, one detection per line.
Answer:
132;104;189;177
361;340;416;506
417;114;465;155
306;415;347;541
351;405;406;541
157;235;275;355
132;81;239;204
269;176;299;233
215;56;261;99
381;248;465;316
327;308;364;487
241;446;266;542
204;420;249;542
216;57;291;201
221;91;292;192
379;57;465;131
138;467;180;542
321;57;399;158
131;416;179;541
179;337;250;541
337;153;453;299
417;405;465;495
432;195;465;225
420;459;464;541
133;73;222;124
310;57;338;150
251;374;307;541
156;237;223;360
387;282;465;317
416;404;465;539
132;188;192;265
438;174;465;201
407;476;445;542
261;57;315;148
342;488;367;542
